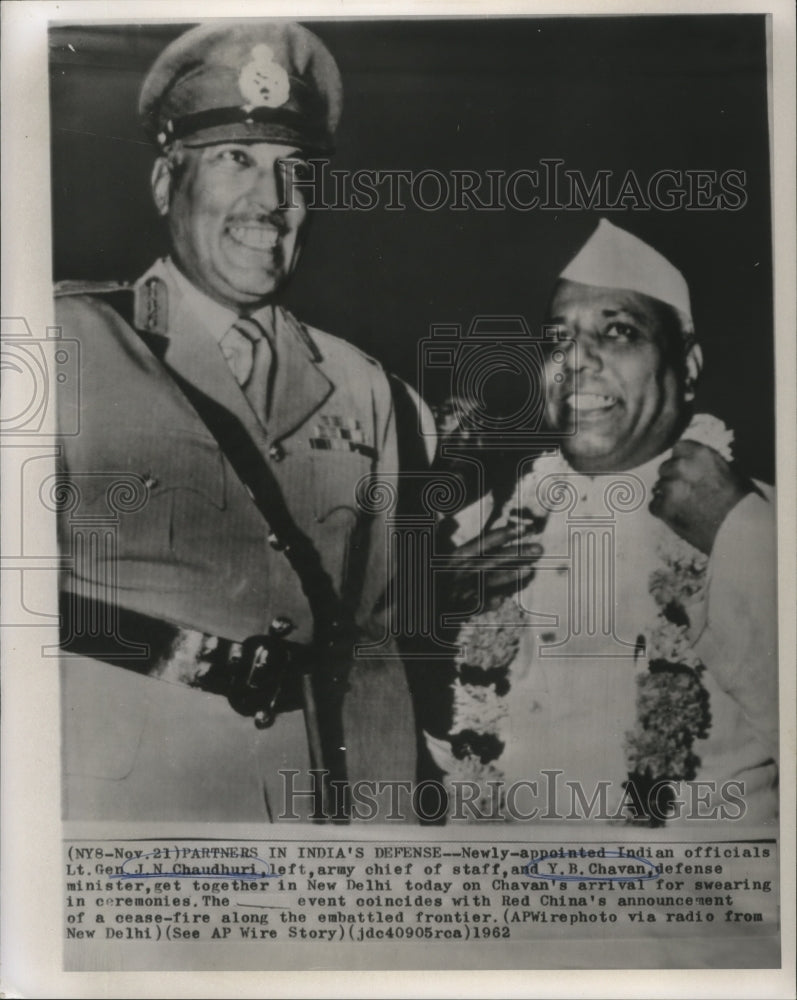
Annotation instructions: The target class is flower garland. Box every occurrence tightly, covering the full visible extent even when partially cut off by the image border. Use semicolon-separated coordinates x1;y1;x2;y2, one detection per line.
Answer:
426;413;733;823
624;414;732;823
425;594;525;815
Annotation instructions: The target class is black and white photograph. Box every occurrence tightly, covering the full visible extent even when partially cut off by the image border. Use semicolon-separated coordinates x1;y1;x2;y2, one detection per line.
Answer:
1;0;795;995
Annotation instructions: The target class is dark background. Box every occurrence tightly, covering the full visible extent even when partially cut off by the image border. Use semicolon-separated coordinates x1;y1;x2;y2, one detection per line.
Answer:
49;16;775;481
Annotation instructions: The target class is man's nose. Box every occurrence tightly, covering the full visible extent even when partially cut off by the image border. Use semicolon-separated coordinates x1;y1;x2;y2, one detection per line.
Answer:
562;329;603;374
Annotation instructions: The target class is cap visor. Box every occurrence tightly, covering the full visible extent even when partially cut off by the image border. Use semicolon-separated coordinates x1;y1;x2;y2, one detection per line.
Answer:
179;121;332;152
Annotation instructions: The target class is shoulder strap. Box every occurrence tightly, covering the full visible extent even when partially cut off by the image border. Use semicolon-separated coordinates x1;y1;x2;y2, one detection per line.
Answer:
167;359;352;648
130;306;353;802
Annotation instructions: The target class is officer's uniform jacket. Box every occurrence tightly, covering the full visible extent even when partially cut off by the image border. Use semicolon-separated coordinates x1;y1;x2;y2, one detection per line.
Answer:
56;259;416;820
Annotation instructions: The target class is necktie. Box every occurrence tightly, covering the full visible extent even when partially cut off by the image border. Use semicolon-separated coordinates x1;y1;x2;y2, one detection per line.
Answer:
219;316;273;420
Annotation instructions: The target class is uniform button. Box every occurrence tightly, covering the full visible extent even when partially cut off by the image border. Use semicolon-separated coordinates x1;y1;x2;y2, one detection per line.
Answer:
268;532;285;551
268;443;285;462
269;616;295;636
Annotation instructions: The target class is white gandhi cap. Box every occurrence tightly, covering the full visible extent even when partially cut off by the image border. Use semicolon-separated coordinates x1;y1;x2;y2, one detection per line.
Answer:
560;218;693;334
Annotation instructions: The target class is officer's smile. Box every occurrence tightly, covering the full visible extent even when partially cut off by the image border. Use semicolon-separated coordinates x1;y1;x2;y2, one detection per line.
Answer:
225;208;288;256
226;223;282;253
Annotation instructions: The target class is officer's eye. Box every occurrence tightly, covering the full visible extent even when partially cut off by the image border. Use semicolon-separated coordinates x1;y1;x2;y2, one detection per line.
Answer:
212;147;254;168
279;158;313;183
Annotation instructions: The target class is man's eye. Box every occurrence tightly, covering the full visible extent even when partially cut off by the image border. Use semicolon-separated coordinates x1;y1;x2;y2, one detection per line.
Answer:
604;322;638;340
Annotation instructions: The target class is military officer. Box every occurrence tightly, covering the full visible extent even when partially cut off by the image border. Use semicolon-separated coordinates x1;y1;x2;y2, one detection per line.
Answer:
56;21;416;822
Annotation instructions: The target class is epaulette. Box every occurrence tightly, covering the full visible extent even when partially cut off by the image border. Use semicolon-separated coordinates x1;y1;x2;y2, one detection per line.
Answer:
54;279;133;298
54;280;140;330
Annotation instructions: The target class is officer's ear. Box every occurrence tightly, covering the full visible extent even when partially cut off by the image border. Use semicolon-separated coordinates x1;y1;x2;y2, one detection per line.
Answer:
151;156;172;217
683;339;703;403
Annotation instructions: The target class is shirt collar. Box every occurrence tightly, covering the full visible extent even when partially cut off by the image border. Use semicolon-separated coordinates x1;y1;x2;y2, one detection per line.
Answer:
163;258;276;342
562;450;665;489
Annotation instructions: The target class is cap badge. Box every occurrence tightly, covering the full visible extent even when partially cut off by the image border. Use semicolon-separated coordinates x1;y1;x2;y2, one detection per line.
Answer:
238;44;290;110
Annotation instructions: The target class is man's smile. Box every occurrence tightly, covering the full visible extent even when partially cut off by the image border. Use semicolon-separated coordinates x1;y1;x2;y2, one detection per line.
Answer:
562;391;619;414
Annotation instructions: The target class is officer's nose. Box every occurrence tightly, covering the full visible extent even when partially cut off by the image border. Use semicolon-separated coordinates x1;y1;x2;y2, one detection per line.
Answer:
249;162;283;213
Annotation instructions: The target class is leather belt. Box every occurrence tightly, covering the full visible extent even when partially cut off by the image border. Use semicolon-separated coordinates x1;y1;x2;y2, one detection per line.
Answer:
59;593;305;726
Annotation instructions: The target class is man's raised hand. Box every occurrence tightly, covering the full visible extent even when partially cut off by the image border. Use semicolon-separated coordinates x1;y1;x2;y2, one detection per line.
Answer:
650;440;752;554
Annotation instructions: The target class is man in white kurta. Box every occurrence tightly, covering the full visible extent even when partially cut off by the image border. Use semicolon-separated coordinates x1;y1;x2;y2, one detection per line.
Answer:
494;445;777;822
432;220;777;824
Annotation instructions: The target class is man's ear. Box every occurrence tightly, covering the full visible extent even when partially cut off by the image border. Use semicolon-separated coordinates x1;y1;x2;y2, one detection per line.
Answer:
151;156;172;217
683;340;703;402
